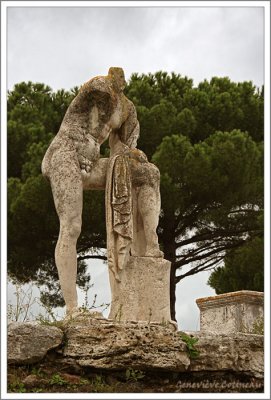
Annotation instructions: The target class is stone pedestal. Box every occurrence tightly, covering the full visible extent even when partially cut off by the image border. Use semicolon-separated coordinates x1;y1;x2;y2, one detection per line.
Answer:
196;290;264;333
108;256;172;324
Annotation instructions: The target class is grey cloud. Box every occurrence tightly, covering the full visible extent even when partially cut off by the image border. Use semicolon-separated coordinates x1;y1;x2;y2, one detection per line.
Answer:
7;6;264;90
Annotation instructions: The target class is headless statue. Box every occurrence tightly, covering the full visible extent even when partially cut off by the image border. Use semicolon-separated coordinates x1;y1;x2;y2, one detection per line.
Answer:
42;67;163;315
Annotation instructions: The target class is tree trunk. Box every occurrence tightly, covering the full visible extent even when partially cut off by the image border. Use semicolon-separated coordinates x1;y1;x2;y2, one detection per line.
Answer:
163;237;177;321
170;262;177;321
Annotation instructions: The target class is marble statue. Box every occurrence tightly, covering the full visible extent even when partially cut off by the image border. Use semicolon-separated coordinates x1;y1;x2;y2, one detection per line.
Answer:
106;119;164;282
42;68;172;325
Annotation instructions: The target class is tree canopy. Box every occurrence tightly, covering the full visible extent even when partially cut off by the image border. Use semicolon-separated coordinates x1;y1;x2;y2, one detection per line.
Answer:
7;73;264;317
208;235;264;294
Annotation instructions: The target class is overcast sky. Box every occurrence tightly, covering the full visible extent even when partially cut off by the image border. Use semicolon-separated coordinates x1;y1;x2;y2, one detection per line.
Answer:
7;5;264;91
5;4;265;330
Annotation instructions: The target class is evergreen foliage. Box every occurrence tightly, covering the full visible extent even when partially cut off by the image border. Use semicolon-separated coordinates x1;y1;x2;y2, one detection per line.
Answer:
7;74;264;317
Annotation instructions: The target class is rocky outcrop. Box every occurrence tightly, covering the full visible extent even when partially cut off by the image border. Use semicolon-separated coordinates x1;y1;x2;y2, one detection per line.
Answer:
8;322;63;364
188;331;264;379
63;316;189;371
7;316;264;380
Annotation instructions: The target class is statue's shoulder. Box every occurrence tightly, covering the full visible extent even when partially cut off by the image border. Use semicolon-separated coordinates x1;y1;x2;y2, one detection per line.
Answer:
81;76;112;96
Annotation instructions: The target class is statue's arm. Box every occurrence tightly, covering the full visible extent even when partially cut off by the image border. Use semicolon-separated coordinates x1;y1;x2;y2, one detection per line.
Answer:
120;100;140;148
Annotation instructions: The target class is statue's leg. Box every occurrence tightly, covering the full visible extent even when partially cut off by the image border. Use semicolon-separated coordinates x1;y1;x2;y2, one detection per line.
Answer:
136;164;164;257
49;157;83;315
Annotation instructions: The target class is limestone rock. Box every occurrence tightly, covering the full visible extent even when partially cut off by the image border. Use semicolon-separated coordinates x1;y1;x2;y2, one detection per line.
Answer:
7;319;263;381
63;316;190;371
8;322;63;364
187;331;264;379
62;318;263;379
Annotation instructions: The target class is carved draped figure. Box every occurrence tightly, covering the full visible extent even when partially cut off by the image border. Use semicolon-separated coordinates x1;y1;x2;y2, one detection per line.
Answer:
106;149;132;281
106;146;152;281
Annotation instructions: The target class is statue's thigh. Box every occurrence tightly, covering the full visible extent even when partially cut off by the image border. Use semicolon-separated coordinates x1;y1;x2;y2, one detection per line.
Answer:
131;161;160;187
49;155;83;220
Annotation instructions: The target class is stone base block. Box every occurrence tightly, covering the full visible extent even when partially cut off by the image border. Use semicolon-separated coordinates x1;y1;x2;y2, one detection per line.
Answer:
108;256;172;325
196;290;264;334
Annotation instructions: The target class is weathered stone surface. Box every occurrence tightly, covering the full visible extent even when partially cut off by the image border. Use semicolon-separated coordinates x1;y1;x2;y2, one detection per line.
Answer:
106;133;164;286
41;68;166;321
7;319;264;380
108;256;172;324
41;67;141;315
62;316;263;378
196;291;264;333
188;331;264;379
63;316;189;371
8;322;63;364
